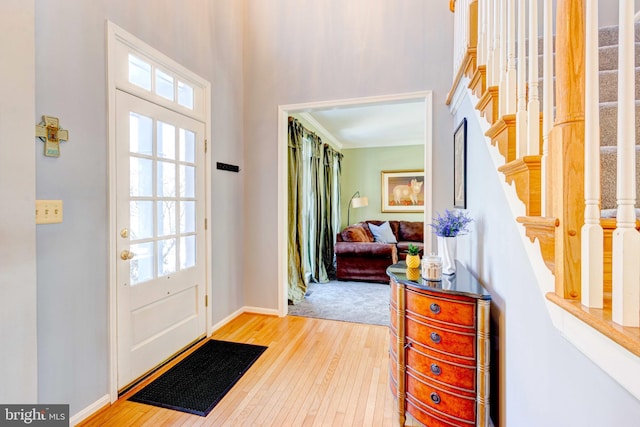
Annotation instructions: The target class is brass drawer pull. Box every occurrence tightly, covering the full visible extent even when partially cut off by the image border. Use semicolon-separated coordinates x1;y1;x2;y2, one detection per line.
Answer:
430;392;441;404
429;303;441;314
430;363;441;375
430;332;441;344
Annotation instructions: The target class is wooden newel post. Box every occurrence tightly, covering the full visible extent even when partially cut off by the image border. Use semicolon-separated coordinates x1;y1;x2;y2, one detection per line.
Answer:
549;0;585;299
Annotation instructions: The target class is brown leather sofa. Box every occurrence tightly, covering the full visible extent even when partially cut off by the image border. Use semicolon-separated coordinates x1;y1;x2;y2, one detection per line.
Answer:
335;220;424;282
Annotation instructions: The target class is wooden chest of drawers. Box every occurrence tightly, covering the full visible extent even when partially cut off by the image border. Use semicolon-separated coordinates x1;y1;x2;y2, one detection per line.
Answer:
388;262;491;427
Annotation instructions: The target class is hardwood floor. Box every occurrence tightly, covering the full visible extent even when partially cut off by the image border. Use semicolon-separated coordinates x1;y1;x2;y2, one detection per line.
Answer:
80;313;420;426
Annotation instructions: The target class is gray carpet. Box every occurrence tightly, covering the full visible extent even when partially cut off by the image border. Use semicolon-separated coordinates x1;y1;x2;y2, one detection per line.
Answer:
287;280;390;326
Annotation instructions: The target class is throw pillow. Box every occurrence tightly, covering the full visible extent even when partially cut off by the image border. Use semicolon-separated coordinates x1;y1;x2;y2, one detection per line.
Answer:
341;224;371;242
368;221;398;244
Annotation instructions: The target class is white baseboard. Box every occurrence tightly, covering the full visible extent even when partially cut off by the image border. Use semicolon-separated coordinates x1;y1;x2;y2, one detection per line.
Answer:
242;305;280;316
70;394;110;426
209;306;280;334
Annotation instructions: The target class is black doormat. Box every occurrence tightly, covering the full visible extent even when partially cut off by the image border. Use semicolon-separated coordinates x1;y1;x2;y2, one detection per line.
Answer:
128;339;268;417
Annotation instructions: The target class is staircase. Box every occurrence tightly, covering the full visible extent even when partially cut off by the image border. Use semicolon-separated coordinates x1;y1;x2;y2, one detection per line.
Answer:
447;0;640;401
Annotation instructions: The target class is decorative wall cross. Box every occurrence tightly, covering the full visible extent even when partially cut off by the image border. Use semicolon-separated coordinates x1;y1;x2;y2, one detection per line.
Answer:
35;115;69;157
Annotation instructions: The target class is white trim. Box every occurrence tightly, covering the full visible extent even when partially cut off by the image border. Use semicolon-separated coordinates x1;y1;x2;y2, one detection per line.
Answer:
278;91;434;316
296;112;343;150
106;20;212;402
70;394;110;426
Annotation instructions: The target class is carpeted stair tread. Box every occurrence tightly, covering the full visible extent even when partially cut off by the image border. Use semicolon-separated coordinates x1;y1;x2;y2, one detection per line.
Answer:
536;43;640;76
598;23;640;48
600;145;640;210
598;100;640;147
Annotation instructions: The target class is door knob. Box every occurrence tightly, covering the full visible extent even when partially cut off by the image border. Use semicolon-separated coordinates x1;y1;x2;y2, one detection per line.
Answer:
120;249;134;260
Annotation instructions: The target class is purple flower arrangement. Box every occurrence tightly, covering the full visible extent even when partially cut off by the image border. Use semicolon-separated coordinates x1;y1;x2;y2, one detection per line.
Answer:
429;209;473;237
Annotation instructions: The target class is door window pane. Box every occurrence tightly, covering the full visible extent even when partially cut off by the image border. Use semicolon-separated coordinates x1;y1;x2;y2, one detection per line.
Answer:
180;235;196;270
157;201;176;237
129;113;153;155
130;242;154;285
155;69;174;101
180;165;195;198
130;201;153;239
180;201;196;233
157;161;176;197
179;129;195;163
177;81;194;109
157;121;176;159
130;157;153;197
158;238;177;276
128;54;151;91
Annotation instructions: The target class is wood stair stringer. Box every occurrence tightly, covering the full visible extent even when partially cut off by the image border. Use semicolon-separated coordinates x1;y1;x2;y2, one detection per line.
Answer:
469;65;486;99
516;216;559;273
485;114;516;163
476;86;500;125
498;156;542;216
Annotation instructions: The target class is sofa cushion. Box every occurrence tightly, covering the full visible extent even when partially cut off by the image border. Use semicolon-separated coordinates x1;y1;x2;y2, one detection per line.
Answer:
398;221;424;242
368;221;398;243
341;224;373;242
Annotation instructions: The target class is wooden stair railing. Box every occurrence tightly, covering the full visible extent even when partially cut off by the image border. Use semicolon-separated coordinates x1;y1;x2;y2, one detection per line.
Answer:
447;0;640;358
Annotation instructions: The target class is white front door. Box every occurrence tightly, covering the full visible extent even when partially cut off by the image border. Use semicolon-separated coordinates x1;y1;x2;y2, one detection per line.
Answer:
116;89;206;390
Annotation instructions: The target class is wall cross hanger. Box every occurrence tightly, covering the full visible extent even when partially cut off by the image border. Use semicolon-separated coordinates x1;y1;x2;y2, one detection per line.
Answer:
35;115;69;157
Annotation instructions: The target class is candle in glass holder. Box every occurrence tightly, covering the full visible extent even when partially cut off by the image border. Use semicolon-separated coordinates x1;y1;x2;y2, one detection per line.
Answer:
422;253;442;281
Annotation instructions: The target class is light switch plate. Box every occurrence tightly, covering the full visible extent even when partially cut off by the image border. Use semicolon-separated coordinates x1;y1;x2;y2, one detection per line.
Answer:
36;200;63;224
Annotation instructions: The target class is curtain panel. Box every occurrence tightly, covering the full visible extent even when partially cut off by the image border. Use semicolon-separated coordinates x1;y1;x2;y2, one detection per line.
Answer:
287;118;342;303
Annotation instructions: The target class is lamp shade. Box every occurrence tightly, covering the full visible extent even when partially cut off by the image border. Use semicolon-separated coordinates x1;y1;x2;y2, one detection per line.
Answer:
351;196;368;208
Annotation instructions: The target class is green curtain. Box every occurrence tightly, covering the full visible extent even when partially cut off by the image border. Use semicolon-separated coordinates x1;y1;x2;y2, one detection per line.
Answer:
288;118;342;303
288;119;306;303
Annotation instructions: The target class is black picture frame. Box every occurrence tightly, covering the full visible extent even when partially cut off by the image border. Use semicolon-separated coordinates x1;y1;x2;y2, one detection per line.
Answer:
453;118;467;209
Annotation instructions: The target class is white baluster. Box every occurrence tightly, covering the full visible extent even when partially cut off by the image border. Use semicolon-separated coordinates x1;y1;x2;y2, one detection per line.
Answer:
499;0;508;116
486;0;494;85
541;0;554;215
612;0;640;327
478;0;485;66
516;0;528;157
527;0;540;155
505;0;517;115
492;0;501;86
582;0;603;309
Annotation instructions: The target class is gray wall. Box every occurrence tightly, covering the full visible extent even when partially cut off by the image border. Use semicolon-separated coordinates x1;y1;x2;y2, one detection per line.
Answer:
0;0;38;403
31;0;245;415
455;93;640;426
242;0;455;309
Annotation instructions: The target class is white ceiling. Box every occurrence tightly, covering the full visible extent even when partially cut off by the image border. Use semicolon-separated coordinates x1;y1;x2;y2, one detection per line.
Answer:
294;100;426;149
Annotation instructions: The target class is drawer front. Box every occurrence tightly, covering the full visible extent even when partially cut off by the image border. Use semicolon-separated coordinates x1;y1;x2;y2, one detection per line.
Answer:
406;373;476;423
390;279;398;305
390;300;398;331
389;350;398;385
406;316;476;360
406;396;475;427
406;288;476;328
406;345;476;392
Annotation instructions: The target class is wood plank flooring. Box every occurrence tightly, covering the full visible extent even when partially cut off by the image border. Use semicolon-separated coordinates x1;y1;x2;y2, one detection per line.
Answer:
80;313;420;426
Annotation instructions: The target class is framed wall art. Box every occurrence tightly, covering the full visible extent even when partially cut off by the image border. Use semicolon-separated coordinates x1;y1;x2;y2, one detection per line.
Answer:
381;169;425;213
453;118;467;209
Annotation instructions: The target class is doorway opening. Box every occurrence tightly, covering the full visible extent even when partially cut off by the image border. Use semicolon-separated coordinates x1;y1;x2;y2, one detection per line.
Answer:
277;91;433;317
